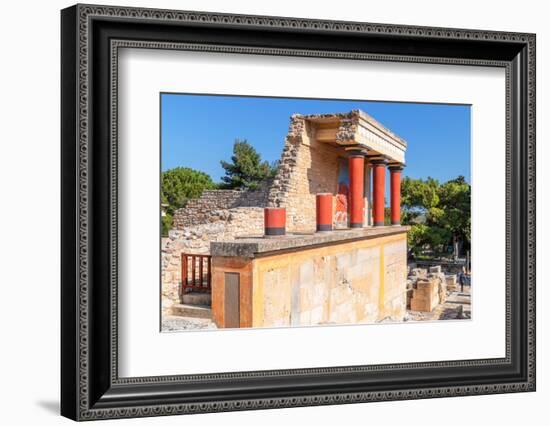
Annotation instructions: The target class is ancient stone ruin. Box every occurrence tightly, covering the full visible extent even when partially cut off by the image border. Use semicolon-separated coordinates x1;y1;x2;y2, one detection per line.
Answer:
163;109;417;329
407;266;448;312
405;265;470;321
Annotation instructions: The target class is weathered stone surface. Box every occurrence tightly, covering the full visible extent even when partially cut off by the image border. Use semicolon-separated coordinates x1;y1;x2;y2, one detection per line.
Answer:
267;114;342;232
161;208;264;315
429;265;442;274
410;278;439;312
161;315;216;332
171;304;212;319
405;284;471;322
409;267;428;279
446;274;458;291
181;292;211;305
409;272;447;312
239;233;408;328
211;226;410;258
173;186;270;229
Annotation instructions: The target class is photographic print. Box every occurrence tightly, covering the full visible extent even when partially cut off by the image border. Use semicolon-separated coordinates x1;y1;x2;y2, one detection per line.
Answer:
160;94;472;332
61;6;535;418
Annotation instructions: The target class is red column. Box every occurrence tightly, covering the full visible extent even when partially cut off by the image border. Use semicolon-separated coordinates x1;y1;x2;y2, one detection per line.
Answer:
372;159;387;226
389;165;404;225
348;154;365;228
264;207;286;236
316;193;333;232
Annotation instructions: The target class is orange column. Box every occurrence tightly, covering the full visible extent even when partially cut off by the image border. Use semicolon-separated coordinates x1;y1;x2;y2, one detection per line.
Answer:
372;159;387;226
348;154;365;228
264;207;286;236
316;193;333;232
389;165;404;225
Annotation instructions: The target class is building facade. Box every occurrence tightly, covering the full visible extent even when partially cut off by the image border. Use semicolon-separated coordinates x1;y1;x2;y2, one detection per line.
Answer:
162;110;409;328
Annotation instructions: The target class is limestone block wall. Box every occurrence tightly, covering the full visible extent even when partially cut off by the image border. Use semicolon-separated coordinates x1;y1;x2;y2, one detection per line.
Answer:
162;207;264;315
268;116;341;232
173;186;270;229
165;186;268;314
267;115;371;232
211;232;408;328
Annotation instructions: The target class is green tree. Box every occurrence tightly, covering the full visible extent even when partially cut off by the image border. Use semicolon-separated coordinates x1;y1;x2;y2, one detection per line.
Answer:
400;175;470;258
437;176;471;253
220;139;278;190
160;167;216;234
161;213;173;237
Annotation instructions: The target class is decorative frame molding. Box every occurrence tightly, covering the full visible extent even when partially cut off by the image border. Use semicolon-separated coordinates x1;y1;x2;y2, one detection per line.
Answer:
61;4;535;421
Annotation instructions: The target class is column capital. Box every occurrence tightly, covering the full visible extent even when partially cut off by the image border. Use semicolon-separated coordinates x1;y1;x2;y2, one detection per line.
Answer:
370;158;388;166
345;147;368;158
388;163;405;171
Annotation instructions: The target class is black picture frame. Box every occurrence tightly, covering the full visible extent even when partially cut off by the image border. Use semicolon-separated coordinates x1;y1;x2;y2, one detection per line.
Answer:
61;4;536;421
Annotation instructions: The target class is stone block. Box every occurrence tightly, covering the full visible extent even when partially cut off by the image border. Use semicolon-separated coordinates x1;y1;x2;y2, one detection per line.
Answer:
446;274;458;291
429;265;442;274
409;268;427;279
409;277;440;312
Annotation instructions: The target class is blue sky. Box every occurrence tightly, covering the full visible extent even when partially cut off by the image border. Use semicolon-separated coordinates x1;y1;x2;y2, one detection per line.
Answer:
161;94;470;184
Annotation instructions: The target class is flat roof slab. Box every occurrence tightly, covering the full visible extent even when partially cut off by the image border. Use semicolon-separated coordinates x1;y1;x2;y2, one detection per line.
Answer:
210;226;410;258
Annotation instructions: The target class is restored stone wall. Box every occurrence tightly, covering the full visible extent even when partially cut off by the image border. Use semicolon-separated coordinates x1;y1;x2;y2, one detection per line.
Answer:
173;186;270;229
162;207;264;315
210;232;408;328
267;115;372;232
268;116;342;232
165;185;269;314
253;233;407;327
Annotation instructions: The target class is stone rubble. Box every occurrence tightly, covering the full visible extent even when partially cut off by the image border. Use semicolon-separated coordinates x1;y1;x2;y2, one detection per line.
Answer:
407;266;456;313
161;315;217;332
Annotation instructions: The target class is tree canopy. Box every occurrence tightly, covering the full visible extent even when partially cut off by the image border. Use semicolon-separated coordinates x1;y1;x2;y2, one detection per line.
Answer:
220;139;278;190
160;167;216;235
161;167;216;214
400;175;470;258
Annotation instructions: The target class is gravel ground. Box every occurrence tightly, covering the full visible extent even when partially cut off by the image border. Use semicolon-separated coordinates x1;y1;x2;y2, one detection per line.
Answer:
161;315;217;332
163;286;471;331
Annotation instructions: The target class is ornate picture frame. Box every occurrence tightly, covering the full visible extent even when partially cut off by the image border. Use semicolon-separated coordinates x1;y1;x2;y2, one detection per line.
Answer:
61;4;535;421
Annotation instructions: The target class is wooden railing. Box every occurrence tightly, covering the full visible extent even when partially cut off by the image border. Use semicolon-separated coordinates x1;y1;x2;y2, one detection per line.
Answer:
181;253;212;292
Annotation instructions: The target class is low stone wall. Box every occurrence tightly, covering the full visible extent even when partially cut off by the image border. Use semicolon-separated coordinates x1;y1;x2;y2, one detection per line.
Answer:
173;187;269;229
211;229;409;328
162;207;264;315
413;260;466;275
